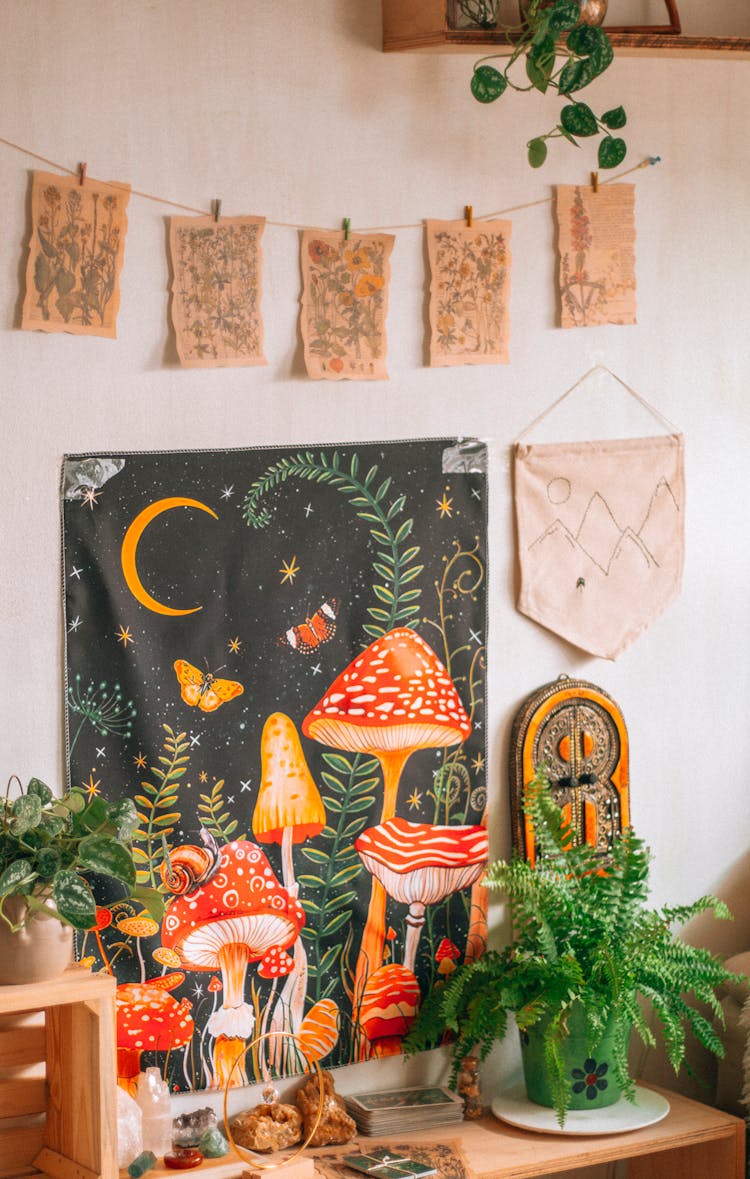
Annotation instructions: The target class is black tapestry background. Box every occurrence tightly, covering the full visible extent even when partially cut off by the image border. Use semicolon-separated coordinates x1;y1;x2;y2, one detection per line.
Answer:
62;438;488;1093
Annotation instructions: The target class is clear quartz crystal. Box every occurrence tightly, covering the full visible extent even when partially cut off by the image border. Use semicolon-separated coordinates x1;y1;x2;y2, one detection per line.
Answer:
261;1082;279;1105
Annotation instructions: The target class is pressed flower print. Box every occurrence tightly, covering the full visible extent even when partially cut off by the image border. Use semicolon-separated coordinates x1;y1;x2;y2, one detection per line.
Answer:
22;170;130;338
427;219;512;366
300;230;394;380
169;215;267;368
556;184;636;328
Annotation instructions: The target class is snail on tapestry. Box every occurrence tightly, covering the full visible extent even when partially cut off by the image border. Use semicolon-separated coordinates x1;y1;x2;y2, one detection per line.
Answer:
160;828;221;895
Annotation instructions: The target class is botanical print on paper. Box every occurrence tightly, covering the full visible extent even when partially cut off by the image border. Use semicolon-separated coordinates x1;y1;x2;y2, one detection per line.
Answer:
62;440;487;1092
301;230;394;380
427;219;512;366
556;184;636;328
169;216;266;368
22;170;130;338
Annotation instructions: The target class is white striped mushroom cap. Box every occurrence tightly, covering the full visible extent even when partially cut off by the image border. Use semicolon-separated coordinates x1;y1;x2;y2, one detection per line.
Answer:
301;628;471;753
355;818;488;904
161;840;306;969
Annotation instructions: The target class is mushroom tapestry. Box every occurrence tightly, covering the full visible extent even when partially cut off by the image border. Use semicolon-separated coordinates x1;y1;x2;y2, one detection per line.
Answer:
62;439;488;1093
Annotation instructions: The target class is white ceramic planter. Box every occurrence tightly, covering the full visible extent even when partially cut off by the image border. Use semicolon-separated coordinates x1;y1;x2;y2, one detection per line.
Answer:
0;896;73;984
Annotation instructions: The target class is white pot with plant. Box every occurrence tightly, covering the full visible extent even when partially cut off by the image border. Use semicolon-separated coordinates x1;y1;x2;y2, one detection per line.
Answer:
0;776;163;984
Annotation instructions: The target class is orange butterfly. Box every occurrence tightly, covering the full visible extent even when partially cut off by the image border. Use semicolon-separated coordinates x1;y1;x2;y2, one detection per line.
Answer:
173;660;244;712
280;599;339;654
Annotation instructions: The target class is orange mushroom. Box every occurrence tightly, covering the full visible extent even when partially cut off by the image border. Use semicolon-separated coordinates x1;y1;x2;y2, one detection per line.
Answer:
302;627;471;1043
359;963;420;1056
298;998;340;1064
435;938;460;976
253;713;326;1058
118;912;160;983
253;712;325;898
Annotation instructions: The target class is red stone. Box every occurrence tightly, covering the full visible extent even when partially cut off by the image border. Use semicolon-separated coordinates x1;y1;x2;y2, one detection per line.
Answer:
163;1150;204;1170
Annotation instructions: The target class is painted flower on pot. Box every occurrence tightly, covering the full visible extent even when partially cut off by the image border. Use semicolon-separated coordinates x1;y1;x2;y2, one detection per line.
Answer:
571;1057;609;1099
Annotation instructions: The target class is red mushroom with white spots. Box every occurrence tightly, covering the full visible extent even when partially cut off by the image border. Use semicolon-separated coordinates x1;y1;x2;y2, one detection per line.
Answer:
355;817;488;972
161;839;305;1088
302;626;471;1042
116;980;195;1094
257;944;295;1059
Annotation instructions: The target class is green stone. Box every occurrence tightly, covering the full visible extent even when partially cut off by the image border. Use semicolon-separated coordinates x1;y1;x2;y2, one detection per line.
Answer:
198;1128;229;1158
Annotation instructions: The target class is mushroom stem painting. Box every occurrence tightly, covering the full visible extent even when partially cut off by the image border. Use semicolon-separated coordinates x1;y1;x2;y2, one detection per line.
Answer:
253;713;325;1064
303;626;473;1054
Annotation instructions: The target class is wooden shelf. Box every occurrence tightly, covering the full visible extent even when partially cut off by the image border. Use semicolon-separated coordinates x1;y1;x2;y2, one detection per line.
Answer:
383;1;750;57
0;967;117;1179
121;1085;744;1179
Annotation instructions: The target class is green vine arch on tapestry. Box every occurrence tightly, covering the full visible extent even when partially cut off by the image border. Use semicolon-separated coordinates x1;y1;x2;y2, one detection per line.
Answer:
242;448;423;638
0;135;659;233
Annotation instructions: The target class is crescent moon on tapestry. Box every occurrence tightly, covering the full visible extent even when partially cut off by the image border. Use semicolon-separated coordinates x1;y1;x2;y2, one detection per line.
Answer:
121;497;218;616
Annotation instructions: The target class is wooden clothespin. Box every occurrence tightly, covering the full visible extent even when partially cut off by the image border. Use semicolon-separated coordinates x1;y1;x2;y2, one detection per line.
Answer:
342;217;351;241
591;171;599;193
78;162;87;187
211;199;222;222
465;204;473;228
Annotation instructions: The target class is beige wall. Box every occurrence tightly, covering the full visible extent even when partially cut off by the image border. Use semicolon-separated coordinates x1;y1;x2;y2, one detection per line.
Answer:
2;0;750;1139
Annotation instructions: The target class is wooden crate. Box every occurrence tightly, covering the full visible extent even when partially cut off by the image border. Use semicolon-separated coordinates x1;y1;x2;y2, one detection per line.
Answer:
0;968;117;1179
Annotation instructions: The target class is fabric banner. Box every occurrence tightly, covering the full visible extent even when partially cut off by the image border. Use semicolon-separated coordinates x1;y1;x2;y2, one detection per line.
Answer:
514;433;684;659
62;439;488;1093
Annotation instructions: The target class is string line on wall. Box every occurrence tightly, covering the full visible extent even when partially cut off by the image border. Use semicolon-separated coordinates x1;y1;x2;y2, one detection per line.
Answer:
0;133;661;230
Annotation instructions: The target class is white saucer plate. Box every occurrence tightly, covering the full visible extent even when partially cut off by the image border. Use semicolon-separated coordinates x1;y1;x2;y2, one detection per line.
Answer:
491;1083;670;1136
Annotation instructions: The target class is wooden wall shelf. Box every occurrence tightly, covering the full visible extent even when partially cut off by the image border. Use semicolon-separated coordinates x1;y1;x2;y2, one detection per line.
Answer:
383;1;750;58
0;967;117;1179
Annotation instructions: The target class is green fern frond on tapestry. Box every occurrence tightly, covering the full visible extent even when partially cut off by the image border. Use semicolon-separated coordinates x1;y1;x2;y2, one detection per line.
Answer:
242;451;423;637
197;778;242;843
131;724;188;888
297;751;377;1003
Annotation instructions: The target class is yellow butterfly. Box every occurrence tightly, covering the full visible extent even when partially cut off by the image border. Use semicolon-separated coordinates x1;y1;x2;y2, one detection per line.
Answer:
173;660;244;713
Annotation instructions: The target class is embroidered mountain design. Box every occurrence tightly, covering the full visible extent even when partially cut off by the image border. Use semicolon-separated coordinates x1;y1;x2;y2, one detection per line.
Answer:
530;478;679;577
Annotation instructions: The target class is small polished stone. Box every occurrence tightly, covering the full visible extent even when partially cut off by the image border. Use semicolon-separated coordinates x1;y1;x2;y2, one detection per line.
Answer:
198;1128;229;1158
128;1152;157;1178
164;1149;204;1170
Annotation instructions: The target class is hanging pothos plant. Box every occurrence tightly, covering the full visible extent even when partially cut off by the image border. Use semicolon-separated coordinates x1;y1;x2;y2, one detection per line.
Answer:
470;0;627;169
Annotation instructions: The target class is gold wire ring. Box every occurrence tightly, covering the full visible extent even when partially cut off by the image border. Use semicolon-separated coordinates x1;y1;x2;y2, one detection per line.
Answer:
222;1030;324;1171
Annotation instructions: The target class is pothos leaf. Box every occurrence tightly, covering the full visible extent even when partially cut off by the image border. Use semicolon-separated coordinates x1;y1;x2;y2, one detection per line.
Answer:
598;135;627;169
471;65;507;104
601;105;627;129
560;102;599;137
527;138;548;168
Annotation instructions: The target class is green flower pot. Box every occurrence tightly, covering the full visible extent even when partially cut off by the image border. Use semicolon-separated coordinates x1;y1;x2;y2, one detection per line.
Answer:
520;1007;623;1111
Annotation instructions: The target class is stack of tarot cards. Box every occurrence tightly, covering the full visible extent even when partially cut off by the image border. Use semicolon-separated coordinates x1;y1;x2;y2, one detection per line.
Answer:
341;1148;438;1179
344;1085;464;1136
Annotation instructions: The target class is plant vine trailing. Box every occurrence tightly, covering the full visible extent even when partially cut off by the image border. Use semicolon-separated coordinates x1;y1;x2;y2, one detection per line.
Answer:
469;0;627;169
242;451;423;639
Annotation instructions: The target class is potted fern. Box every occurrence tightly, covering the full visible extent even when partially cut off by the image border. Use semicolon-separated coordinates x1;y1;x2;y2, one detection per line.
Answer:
406;769;738;1125
0;776;163;984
